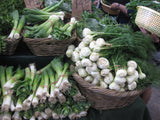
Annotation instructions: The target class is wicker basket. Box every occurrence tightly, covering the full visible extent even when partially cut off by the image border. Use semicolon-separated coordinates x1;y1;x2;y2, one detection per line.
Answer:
135;6;160;37
2;38;21;55
73;73;144;110
100;0;120;15
23;31;77;56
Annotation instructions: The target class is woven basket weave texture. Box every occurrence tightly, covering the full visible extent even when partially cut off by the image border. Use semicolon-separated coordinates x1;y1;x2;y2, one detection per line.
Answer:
2;38;21;55
23;31;77;56
135;6;160;37
73;73;143;110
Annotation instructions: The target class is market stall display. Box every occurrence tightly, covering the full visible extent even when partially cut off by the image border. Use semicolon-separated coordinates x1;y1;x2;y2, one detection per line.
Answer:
0;0;160;119
0;57;90;120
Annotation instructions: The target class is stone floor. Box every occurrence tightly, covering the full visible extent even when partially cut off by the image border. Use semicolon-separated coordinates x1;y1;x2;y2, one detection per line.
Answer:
147;87;160;120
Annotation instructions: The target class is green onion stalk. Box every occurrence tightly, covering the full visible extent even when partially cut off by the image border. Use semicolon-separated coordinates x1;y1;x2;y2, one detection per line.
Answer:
59;71;71;93
12;67;32;111
2;112;11;120
32;75;41;108
8;10;19;39
24;13;65;38
36;73;45;99
3;66;24;91
24;0;64;23
47;68;57;104
12;111;22;120
6;66;14;81
40;70;50;102
13;15;25;39
51;58;69;97
0;66;12;112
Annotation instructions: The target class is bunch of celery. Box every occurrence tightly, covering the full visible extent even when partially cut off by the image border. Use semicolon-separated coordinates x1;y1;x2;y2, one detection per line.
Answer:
0;58;90;120
24;12;65;38
24;0;65;24
8;10;25;39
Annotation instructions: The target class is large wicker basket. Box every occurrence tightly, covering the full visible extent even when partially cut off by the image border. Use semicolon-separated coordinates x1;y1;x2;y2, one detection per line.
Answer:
23;31;77;56
100;0;120;15
73;73;144;110
2;37;21;55
135;6;160;37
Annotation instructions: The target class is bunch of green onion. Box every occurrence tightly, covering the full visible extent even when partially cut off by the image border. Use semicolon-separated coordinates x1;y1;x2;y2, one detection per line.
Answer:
8;10;25;40
24;12;65;38
24;0;65;24
0;57;90;120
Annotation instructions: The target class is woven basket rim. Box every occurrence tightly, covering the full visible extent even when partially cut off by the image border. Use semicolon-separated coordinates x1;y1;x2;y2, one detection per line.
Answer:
137;6;160;15
73;73;143;97
100;0;120;15
100;0;111;8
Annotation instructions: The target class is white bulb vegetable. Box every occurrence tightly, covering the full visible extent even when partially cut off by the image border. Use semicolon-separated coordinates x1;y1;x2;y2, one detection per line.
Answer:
84;76;93;83
126;75;136;85
139;72;146;79
128;81;137;90
78;42;87;50
80;47;91;57
109;82;120;91
104;72;113;84
89;52;100;62
82;28;92;37
83;35;93;44
100;81;108;88
78;68;88;77
71;51;79;62
100;69;110;76
92;78;99;85
89;41;96;49
127;67;136;75
127;60;137;69
93;45;101;52
91;71;101;79
75;61;82;68
66;49;74;58
81;58;92;67
116;69;127;77
96;38;106;47
114;76;126;85
68;44;75;50
97;57;109;69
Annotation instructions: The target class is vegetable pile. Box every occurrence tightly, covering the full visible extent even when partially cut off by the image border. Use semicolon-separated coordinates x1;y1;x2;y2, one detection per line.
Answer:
24;0;77;40
66;25;160;91
0;57;90;120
